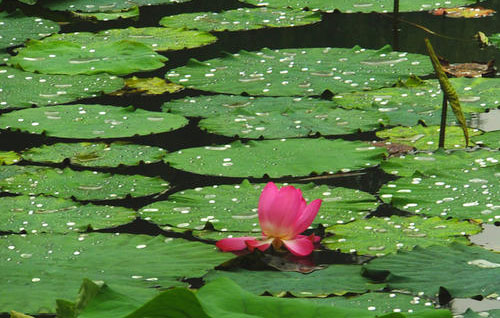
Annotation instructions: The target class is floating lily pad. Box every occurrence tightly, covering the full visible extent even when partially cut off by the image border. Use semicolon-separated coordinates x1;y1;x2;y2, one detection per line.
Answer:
41;27;217;52
463;309;500;318
0;11;60;50
237;0;485;13
0;233;233;313
166;46;432;96
139;180;379;231
43;0;192;12
113;77;184;96
159;7;321;32
0;151;20;165
9;40;167;75
376;126;482;151
380;149;500;177
0;195;136;233
0;104;188;139
324;216;481;256
308;292;436;315
204;265;385;297
364;243;500;298
0;67;124;109
165;139;387;178
198;107;386;138
472;131;500;149
379;165;500;224
0;166;169;201
333;77;499;126
22;142;167;167
71;6;140;21
163;95;338;118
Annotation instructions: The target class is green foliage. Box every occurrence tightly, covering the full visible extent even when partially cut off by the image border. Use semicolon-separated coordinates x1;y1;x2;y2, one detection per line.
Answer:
43;0;191;12
0;11;59;50
0;151;20;165
472;131;500;149
159;7;321;31
71;7;140;21
9;40;167;75
0;166;169;201
41;27;217;52
0;67;124;109
0;233;234;313
22;142;167;168
324;216;481;256
165;138;386;178
204;266;385;296
166;46;432;96
0;195;136;233
139;180;379;231
364;243;500;298
0;104;188;139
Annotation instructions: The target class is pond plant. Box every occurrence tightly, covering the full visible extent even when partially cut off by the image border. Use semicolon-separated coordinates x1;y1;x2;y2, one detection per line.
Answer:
0;0;499;317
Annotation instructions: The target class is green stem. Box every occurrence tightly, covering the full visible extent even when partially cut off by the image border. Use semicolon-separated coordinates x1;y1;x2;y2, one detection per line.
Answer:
439;94;448;149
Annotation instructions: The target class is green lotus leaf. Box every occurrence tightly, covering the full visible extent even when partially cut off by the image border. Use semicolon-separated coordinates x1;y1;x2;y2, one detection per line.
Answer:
0;104;188;139
41;27;217;52
0;10;60;50
0;50;10;63
139;180;379;231
9;40;167;75
489;33;500;49
379;165;499;224
0;195;136;233
0;151;20;165
380;149;500;177
324;216;481;256
333;77;497;126
71;6;140;21
472;131;500;149
204;265;385;297
43;0;192;12
363;243;500;298
163;95;338;118
308;292;436;315
165;138;387;178
198;107;386;138
0;67;124;109
376;125;482;151
22;142;167;168
0;233;233;313
0;165;47;179
0;166;169;201
159;7;321;32
237;0;485;13
166;46;432;96
463;309;500;318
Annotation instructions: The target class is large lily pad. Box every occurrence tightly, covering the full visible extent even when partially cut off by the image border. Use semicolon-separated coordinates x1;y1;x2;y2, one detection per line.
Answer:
0;151;20;165
139;180;379;231
22;142;167;168
324;216;481;256
0;104;188;139
0;195;136;233
43;0;192;12
472;131;500;149
163;95;338;118
0;67;124;109
0;11;60;50
159;8;321;32
380;149;500;177
0;233;233;313
71;6;140;21
41;27;217;52
166;46;432;96
379;165;500;224
333;77;498;126
363;243;500;298
165;138;387;178
0;166;169;201
198;107;386;138
376;126;482;151
9;40;167;76
237;0;485;13
204;265;385;297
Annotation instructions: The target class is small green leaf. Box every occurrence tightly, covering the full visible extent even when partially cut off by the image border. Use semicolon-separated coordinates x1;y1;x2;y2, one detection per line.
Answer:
0;151;20;165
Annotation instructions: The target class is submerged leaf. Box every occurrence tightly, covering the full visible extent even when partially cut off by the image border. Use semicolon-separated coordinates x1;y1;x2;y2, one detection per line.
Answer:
430;7;495;18
113;77;184;95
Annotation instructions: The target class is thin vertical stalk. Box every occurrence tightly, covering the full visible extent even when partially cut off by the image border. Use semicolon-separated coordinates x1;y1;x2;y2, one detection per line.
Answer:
392;0;400;50
439;95;448;149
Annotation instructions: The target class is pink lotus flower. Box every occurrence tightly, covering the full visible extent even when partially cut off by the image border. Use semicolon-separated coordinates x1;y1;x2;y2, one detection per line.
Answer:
216;182;322;256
